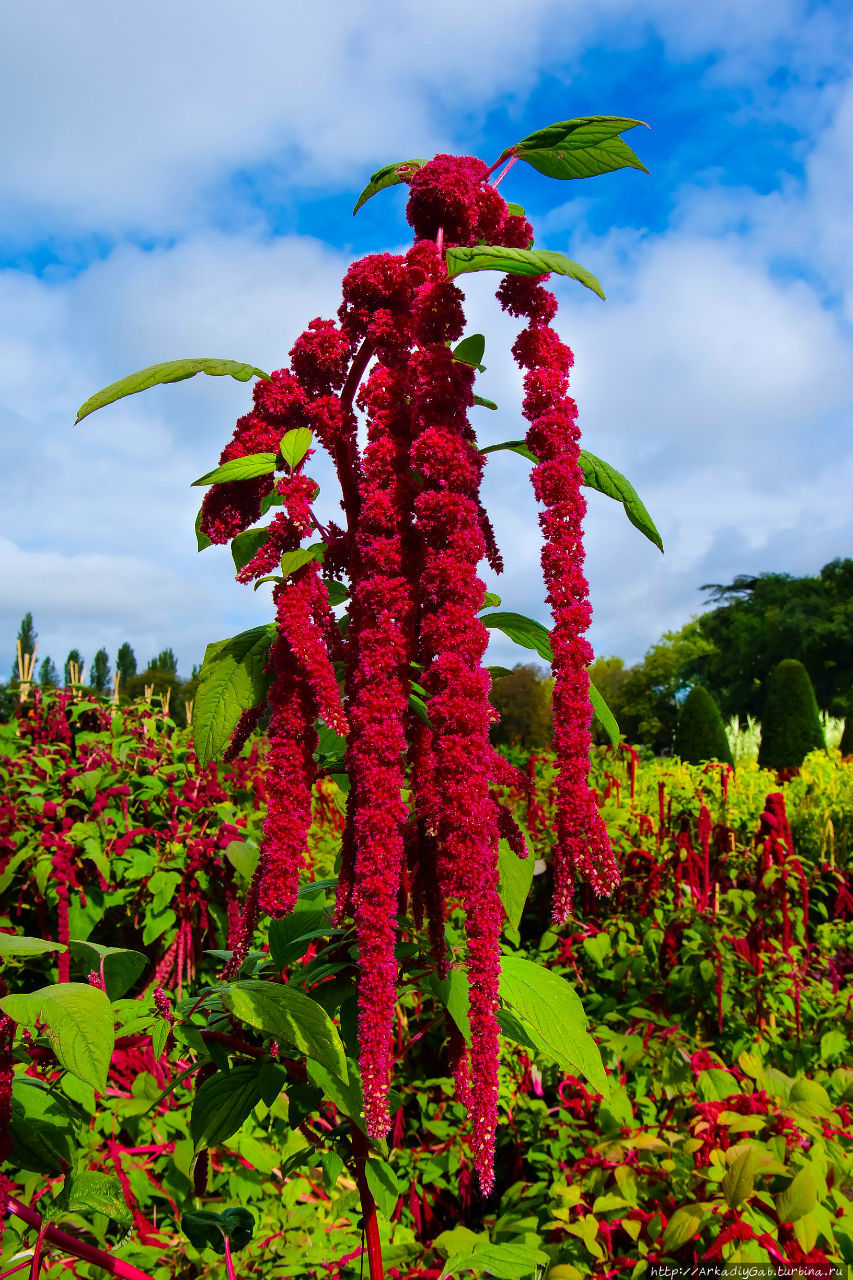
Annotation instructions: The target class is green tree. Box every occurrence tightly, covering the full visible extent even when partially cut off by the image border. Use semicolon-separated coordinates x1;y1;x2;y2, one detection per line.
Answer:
38;657;59;687
840;707;853;756
148;647;178;677
673;686;733;766
757;658;826;770
489;663;553;749
589;621;714;754
116;642;137;684
91;648;111;693
692;559;853;719
12;613;37;682
64;649;85;686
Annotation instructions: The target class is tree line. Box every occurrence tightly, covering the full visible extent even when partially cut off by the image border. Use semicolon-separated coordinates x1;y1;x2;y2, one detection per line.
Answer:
491;558;853;754
1;613;201;726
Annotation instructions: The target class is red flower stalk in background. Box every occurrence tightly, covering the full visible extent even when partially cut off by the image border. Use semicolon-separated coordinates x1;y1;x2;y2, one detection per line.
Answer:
503;278;619;921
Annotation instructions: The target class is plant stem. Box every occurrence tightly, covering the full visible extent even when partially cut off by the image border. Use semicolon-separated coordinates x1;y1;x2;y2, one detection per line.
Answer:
492;156;518;189
223;1234;236;1280
349;1123;384;1280
8;1198;155;1280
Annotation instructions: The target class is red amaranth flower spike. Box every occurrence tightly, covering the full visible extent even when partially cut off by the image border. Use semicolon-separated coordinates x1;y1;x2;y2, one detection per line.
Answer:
501;293;619;920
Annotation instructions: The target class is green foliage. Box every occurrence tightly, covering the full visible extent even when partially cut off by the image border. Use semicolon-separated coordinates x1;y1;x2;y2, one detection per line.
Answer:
116;640;137;682
75;357;271;423
693;559;853;718
445;245;605;299
673;685;733;766
91;647;111;692
12;612;36;681
38;656;59;686
63;647;84;685
497;115;649;182
758;659;826;771
148;647;178;677
489;663;553;749
840;706;853;756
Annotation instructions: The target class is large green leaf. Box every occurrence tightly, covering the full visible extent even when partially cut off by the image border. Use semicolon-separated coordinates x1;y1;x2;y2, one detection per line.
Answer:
429;968;472;1041
497;837;534;932
440;1241;550;1279
776;1167;818;1223
223;980;348;1082
192;452;277;487
69;939;147;1000
0;933;67;959
446;246;604;300
9;1077;80;1174
192;624;275;767
364;1158;400;1220
280;427;313;470
50;1171;132;1227
306;1058;365;1131
579;449;663;552
722;1147;758;1208
590;679;620;750
480;610;553;662
661;1204;704;1253
0;983;114;1094
75;358;270;424
494;115;648;184
452;334;486;371
190;1064;265;1148
498;955;610;1098
480;441;663;553
353;158;427;215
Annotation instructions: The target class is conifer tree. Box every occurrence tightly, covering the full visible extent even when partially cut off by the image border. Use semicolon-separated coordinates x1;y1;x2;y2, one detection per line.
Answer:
758;658;825;770
91;648;111;693
38;656;59;686
116;642;137;682
64;648;84;686
12;613;37;682
673;685;733;765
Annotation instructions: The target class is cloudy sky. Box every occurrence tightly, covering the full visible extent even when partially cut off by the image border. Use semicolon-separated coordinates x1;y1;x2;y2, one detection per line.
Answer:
2;0;851;683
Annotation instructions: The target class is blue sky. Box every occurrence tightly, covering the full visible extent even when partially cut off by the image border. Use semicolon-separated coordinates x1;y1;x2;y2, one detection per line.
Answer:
2;0;852;683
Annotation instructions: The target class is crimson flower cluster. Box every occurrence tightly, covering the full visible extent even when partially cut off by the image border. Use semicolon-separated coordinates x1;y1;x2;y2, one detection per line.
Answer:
201;153;617;1190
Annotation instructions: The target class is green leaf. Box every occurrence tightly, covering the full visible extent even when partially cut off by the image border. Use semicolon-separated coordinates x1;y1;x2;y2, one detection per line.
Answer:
486;666;512;680
306;1058;365;1131
0;933;67;959
505;203;525;217
326;580;349;605
480;611;553;662
722;1147;757;1208
579;449;663;552
446;246;605;300
280;427;313;470
69;939;147;1000
192;623;275;767
195;508;213;552
9;1077;80;1174
223;980;348;1082
776;1167;819;1224
661;1204;704;1252
473;394;498;411
441;1241;549;1279
498;115;648;183
480;592;502;609
697;1068;738;1101
75;358;270;424
590;678;620;750
499;955;610;1098
364;1158;400;1220
54;1171;132;1227
353;158;427;215
497;837;534;932
223;839;260;881
481;441;663;552
0;983;114;1094
192;452;277;487
452;334;486;371
190;1064;264;1149
182;1208;255;1256
280;544;325;577
268;900;334;968
231;527;271;573
429;968;472;1041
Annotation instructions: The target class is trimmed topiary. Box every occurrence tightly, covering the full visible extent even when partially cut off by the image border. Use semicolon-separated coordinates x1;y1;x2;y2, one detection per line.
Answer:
757;658;825;770
840;707;853;756
673;685;733;765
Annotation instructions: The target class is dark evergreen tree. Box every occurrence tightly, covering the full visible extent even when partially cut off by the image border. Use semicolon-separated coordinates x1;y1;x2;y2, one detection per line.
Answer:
116;643;137;683
839;707;853;756
38;656;59;686
64;648;84;686
12;613;37;682
673;685;733;765
757;659;826;770
91;648;111;693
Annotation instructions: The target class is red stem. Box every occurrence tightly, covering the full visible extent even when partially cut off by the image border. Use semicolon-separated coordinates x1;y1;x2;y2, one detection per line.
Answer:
223;1234;236;1280
7;1198;155;1280
349;1123;384;1280
492;156;518;189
